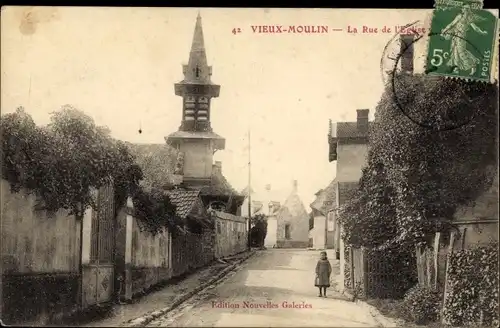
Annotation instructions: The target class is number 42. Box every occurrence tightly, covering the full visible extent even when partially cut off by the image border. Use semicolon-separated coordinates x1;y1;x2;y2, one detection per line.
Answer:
430;49;450;67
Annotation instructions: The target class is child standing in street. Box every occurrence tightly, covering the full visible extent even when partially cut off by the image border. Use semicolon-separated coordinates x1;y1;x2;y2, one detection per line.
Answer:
315;251;332;297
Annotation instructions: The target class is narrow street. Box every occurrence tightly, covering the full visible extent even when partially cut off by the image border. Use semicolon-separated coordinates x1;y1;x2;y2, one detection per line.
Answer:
146;249;393;327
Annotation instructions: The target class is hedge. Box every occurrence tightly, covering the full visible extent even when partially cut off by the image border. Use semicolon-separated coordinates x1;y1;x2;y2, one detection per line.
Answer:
1;107;179;235
442;243;499;327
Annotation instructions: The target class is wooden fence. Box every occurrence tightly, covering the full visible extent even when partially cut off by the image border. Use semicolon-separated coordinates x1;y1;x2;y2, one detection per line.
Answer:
415;232;448;290
345;246;417;299
415;222;498;325
171;229;211;277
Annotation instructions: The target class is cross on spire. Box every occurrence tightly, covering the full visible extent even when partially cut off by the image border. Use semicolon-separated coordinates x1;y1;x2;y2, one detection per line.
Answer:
174;13;220;100
194;65;201;78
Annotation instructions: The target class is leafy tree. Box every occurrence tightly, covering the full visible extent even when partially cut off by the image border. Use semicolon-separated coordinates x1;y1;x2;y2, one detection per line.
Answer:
339;152;398;248
1;106;179;235
132;187;180;235
250;213;268;247
340;73;498;248
126;143;178;191
1;107;44;193
43;105;124;217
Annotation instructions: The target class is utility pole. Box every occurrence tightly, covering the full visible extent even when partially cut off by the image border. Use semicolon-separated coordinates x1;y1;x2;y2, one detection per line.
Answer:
247;129;252;250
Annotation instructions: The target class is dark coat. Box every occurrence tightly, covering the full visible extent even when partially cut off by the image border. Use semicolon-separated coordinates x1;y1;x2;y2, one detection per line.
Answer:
315;259;332;287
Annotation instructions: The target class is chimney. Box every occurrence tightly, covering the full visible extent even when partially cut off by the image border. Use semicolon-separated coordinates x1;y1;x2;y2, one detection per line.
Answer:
356;109;369;134
213;161;222;173
268;201;280;214
400;34;414;73
292;180;298;192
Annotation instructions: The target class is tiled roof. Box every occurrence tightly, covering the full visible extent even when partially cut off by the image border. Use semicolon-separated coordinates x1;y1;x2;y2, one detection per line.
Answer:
199;168;241;197
269;201;281;216
330;121;375;139
164;188;200;219
166;130;225;141
279;190;309;220
314;189;324;196
212;211;247;223
240;186;255;196
310;179;337;215
251;201;265;216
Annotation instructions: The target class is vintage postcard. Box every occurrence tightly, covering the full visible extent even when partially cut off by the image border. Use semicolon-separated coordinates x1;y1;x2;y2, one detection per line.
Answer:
1;5;498;327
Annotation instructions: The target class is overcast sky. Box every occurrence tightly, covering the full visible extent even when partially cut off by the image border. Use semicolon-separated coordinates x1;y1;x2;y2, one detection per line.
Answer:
2;7;443;206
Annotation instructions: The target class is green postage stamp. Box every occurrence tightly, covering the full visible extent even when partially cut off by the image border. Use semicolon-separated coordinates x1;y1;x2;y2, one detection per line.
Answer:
434;0;484;9
426;2;498;82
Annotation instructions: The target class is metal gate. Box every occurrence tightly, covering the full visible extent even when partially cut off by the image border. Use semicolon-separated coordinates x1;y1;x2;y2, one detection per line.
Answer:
82;184;115;307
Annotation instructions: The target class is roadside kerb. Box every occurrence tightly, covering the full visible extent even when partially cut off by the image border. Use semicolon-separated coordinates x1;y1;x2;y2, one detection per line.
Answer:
123;251;256;327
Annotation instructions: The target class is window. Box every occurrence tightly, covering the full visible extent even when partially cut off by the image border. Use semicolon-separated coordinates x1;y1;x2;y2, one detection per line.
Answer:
217;222;222;234
285;224;291;240
327;211;335;231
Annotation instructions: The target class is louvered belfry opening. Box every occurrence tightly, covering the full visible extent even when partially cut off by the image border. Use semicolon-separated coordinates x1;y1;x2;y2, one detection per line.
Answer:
182;94;211;132
175;13;219;133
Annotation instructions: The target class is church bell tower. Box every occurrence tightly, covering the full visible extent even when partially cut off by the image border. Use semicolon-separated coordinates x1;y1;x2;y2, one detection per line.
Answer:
166;13;225;185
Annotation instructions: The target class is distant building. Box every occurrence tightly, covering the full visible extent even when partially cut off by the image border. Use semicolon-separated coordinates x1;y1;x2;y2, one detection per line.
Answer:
328;108;372;287
240;181;309;248
275;181;310;248
265;201;281;248
240;185;281;248
309;179;337;252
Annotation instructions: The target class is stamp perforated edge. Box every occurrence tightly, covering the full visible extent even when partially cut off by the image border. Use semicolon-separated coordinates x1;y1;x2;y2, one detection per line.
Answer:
491;18;499;84
424;8;499;84
433;0;484;10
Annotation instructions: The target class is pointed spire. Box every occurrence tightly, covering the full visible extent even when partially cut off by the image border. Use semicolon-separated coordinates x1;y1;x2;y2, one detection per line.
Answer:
175;13;220;97
184;12;209;83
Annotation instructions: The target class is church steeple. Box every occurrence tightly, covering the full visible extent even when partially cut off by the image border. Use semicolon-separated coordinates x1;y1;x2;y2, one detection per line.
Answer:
167;13;225;183
185;13;209;83
174;13;220;132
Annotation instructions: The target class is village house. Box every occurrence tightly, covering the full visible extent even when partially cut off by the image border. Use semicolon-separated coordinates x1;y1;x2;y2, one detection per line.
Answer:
264;201;281;248
275;181;310;248
0;13;247;325
328;108;371;287
327;33;417;290
241;185;282;248
308;179;337;253
241;182;309;248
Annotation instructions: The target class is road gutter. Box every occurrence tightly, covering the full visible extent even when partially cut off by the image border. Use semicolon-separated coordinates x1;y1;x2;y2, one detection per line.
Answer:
122;251;256;327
